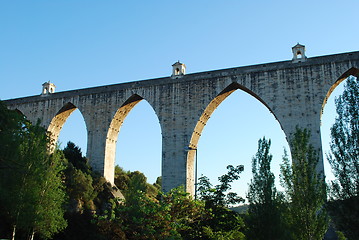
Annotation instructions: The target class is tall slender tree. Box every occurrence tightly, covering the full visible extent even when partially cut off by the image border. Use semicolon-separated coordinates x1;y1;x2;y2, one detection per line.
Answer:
327;76;359;239
280;128;328;240
246;137;287;240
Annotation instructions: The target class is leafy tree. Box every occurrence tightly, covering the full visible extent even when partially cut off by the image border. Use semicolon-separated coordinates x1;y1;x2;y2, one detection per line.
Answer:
327;76;359;239
280;128;328;240
65;165;96;211
114;165;130;191
153;176;162;190
53;143;112;240
29;149;68;239
161;187;208;239
63;141;91;174
114;167;160;199
198;165;245;207
246;137;287;240
0;101;67;239
127;171;148;193
197;165;246;240
97;187;207;240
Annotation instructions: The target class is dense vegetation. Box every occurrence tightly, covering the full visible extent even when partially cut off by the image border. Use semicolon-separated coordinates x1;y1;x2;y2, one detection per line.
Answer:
0;76;357;239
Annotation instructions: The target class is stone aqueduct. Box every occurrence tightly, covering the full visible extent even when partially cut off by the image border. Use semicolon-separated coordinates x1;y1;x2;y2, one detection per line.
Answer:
5;45;359;195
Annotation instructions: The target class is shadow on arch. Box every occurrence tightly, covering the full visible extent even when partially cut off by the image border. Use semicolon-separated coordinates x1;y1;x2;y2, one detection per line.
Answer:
11;108;29;123
186;82;282;194
104;94;161;186
47;102;87;150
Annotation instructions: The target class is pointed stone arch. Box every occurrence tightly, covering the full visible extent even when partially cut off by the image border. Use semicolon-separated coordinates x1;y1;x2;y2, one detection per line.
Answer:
186;82;281;194
104;94;161;185
47;102;87;148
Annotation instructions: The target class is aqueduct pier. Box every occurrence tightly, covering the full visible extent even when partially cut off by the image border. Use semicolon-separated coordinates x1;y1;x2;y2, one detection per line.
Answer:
5;46;359;195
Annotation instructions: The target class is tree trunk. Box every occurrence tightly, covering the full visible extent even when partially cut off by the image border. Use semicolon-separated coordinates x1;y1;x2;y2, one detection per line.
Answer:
11;224;16;240
29;230;35;240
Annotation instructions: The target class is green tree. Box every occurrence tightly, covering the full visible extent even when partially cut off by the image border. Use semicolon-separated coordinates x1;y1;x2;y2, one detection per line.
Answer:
114;165;130;191
62;141;111;214
153;176;162;190
53;142;112;240
197;165;246;240
327;76;359;239
115;167;160;200
29;149;68;239
198;165;245;207
63;141;91;174
65;165;96;211
0;101;67;239
97;186;207;240
280;128;328;240
246;137;287;240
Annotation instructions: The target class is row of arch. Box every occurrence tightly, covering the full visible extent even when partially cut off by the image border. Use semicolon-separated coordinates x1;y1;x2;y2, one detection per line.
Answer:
41;71;358;193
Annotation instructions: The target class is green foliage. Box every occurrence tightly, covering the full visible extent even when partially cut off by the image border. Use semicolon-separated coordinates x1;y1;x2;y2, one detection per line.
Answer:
161;187;209;239
153;176;162;190
280;128;328;240
63;141;91;174
197;165;246;240
198;165;245;207
327;76;359;240
114;166;161;199
336;231;347;240
52;143;113;240
246;137;287;240
30;149;68;239
96;187;208;240
65;166;96;210
62;142;100;213
202;226;245;240
114;165;130;191
0;101;67;239
96;179;244;240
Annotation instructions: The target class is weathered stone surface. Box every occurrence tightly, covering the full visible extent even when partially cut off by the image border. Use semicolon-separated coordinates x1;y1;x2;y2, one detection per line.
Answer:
5;51;359;196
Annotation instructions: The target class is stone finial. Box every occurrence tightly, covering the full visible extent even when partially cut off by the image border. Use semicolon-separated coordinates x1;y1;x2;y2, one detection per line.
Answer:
41;81;56;96
292;43;307;63
171;61;186;78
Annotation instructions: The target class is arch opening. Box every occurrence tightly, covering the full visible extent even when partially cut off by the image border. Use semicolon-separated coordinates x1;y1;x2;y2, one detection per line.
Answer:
48;102;87;150
321;68;359;182
57;108;88;155
104;94;161;187
186;83;289;199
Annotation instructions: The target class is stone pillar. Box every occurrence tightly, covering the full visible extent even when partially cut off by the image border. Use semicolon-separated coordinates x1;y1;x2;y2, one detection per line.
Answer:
161;131;192;194
85;115;115;185
281;114;324;174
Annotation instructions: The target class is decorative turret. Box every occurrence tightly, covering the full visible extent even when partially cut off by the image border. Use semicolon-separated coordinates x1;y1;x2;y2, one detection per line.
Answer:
41;81;56;96
292;43;307;63
171;61;186;78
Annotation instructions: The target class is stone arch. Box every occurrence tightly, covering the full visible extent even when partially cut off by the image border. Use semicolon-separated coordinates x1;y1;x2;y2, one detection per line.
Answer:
103;94;161;185
321;67;359;117
47;102;87;148
186;82;282;194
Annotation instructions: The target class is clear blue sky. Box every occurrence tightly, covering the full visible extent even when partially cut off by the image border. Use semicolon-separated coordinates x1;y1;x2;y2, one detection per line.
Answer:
1;1;357;200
